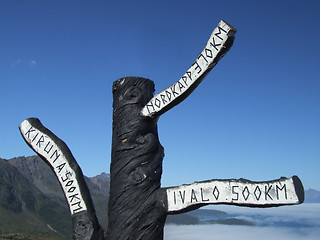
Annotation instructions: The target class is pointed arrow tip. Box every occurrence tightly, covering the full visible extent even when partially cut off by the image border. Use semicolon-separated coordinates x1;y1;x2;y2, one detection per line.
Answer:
292;175;305;204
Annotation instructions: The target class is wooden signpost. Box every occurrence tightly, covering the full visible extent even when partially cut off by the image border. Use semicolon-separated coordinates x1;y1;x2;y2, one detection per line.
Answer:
19;118;106;240
19;20;304;240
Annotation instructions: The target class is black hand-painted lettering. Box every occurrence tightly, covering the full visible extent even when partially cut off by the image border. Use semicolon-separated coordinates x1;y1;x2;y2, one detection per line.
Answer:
181;76;188;87
186;71;192;81
210;37;222;51
165;90;172;101
44;141;53;154
214;26;227;40
170;83;179;97
179;190;185;204
212;186;220;200
25;126;36;139
192;61;202;74
146;102;155;114
160;94;167;105
198;53;208;63
65;180;74;187
69;193;81;202
265;185;273;200
71;201;83;214
68;186;76;193
50;150;60;163
56;162;66;173
205;48;213;59
254;186;262;200
201;188;209;202
190;189;198;203
232;186;239;201
242;186;250;201
177;81;185;92
32;132;39;142
36;135;45;148
61;171;72;182
276;184;287;200
154;98;161;108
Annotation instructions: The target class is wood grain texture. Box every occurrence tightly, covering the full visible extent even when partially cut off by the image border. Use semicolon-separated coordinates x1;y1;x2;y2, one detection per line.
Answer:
107;77;167;239
141;20;236;118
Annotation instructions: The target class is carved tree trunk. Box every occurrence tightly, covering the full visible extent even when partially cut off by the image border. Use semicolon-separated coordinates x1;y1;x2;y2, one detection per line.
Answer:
106;77;167;239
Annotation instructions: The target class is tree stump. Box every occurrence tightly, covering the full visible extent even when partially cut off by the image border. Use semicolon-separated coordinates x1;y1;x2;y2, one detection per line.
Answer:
107;77;167;239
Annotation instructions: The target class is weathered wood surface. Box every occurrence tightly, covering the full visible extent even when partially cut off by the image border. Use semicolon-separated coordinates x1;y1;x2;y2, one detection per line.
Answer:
166;176;304;213
107;77;167;239
19;118;106;240
141;20;236;118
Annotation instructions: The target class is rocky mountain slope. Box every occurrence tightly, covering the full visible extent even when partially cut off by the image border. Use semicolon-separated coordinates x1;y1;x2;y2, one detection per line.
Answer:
1;156;110;239
0;155;319;239
0;158;71;239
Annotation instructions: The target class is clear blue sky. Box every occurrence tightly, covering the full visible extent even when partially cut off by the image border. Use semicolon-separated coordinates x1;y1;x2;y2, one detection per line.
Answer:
1;0;319;190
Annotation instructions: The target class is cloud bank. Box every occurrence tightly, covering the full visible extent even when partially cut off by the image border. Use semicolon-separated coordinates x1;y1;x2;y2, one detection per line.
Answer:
11;59;37;68
164;203;320;240
165;224;320;240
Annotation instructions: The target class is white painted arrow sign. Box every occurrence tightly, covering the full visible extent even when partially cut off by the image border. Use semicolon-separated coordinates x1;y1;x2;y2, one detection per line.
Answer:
166;177;304;213
19;118;87;215
141;20;236;117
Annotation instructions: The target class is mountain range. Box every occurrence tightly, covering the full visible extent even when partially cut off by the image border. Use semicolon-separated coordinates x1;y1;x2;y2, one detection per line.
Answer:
0;155;319;239
0;156;109;239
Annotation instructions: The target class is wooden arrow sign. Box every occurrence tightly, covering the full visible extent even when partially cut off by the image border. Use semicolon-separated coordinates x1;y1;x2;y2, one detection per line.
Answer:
19;118;106;239
19;118;88;215
141;20;236;117
165;176;304;213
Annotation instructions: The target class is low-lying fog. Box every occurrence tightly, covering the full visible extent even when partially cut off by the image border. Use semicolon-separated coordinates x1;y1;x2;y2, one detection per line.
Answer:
165;203;320;240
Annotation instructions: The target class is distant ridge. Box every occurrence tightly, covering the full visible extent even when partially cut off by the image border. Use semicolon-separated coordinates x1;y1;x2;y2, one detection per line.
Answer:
0;157;71;239
7;156;111;230
305;188;320;203
0;155;319;238
1;155;110;239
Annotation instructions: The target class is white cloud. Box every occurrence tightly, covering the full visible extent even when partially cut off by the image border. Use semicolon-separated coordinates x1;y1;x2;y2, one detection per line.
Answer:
164;224;320;240
11;59;37;68
210;203;320;220
29;60;37;68
11;59;22;68
164;203;320;240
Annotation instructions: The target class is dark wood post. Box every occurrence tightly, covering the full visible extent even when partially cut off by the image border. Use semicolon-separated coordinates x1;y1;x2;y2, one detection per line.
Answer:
106;21;237;238
107;77;167;239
